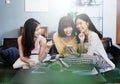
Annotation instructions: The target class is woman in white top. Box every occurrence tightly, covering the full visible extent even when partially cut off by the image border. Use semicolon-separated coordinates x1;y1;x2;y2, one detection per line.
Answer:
75;13;115;73
13;18;48;69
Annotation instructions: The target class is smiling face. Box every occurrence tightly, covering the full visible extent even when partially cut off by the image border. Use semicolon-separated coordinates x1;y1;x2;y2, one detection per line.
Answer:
63;26;73;37
75;18;89;33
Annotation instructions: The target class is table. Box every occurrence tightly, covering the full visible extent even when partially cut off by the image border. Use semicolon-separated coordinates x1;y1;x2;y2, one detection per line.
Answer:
9;65;107;84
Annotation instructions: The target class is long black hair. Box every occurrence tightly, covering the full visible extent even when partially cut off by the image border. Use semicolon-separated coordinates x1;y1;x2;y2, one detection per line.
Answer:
22;18;40;57
75;13;103;39
58;16;76;37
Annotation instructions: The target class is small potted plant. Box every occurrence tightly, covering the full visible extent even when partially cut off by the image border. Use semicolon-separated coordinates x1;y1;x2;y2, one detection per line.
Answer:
67;11;78;19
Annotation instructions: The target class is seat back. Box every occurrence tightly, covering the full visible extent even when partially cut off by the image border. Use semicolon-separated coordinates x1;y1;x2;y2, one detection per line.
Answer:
3;38;18;49
101;37;112;52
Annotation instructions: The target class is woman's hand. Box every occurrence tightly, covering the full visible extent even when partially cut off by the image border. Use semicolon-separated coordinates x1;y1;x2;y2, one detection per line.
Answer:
28;59;36;67
49;54;60;62
78;32;85;42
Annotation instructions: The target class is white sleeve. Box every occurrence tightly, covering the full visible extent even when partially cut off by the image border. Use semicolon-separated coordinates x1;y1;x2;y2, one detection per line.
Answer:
87;32;105;56
87;32;115;69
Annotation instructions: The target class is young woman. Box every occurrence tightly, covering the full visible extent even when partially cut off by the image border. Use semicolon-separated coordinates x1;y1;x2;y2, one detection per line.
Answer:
13;18;48;69
53;16;79;59
75;13;115;73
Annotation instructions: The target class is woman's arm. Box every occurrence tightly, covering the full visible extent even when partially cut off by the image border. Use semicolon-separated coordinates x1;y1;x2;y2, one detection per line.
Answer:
78;33;87;53
79;41;85;53
39;36;47;61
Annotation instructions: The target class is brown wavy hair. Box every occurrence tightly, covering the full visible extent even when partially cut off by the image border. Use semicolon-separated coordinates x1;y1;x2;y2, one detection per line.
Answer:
58;16;76;37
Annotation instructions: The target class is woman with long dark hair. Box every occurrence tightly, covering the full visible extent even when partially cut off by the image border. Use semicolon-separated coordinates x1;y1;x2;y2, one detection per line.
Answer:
13;18;47;69
75;13;115;73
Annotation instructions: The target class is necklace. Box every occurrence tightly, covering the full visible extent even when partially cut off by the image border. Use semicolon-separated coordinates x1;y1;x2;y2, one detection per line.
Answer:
62;36;74;43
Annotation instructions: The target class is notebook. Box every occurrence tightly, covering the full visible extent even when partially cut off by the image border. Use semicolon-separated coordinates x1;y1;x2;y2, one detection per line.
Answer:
60;56;98;75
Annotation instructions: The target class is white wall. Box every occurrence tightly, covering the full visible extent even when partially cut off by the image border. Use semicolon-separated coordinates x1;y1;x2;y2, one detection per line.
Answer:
103;0;117;44
0;0;117;45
